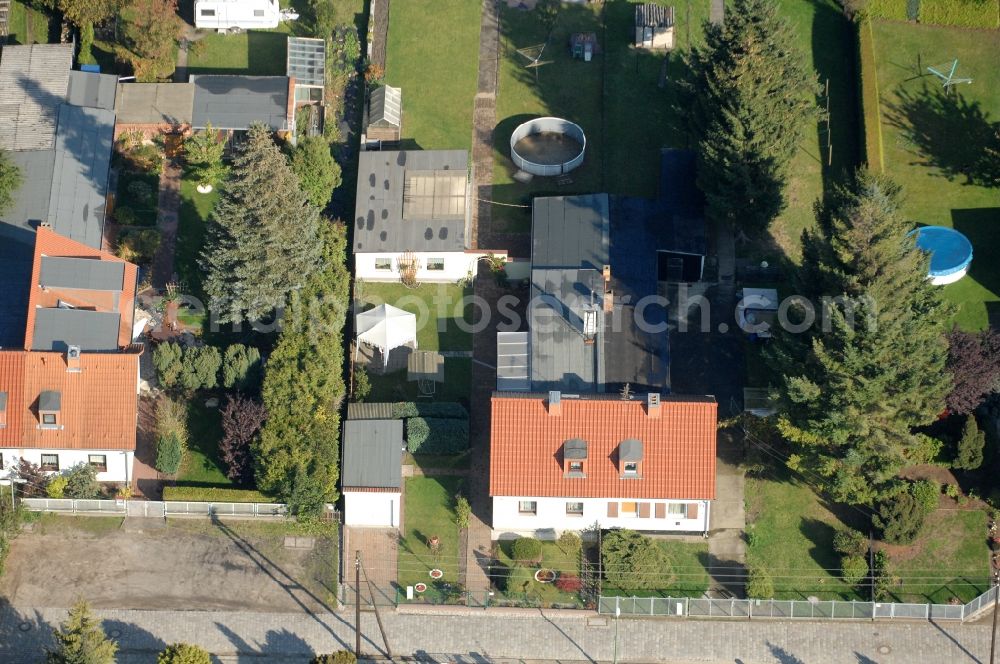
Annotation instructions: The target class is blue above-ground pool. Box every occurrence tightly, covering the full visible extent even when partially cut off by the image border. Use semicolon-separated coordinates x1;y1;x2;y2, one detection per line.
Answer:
912;226;973;285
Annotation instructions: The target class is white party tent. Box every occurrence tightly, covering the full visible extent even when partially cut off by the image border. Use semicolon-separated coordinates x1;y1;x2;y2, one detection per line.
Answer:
355;304;418;367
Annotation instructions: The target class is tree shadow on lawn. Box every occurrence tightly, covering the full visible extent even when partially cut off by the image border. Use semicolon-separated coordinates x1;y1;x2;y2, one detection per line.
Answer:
953;208;1000;309
886;84;1000;188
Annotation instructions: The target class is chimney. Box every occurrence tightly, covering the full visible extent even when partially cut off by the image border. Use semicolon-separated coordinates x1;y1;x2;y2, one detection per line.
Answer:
66;345;81;372
547;390;561;416
646;392;661;418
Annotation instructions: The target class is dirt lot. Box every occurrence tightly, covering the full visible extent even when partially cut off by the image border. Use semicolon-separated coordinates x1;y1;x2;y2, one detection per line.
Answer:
0;515;338;612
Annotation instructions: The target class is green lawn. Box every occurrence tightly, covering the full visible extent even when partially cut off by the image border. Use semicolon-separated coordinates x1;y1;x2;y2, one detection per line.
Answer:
887;509;990;604
384;0;481;150
869;20;1000;330
493;539;584;607
365;358;472;406
355;282;473;351
397;477;464;597
187;29;291;76
403;450;471;472
6;1;52;45
746;472;865;600
176;178;219;298
177;400;229;485
603;539;711;598
756;0;860;263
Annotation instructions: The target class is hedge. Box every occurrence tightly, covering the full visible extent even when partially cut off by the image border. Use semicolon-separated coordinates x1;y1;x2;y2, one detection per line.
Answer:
162;486;277;503
919;0;999;28
391;402;468;419
857;20;885;173
865;0;910;20
406;417;470;454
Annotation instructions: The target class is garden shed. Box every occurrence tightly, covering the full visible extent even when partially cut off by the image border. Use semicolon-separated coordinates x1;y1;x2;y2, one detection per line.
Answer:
342;419;403;528
635;3;675;50
366;85;402;143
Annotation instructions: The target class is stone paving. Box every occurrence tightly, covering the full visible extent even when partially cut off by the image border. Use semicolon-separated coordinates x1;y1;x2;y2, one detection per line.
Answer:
0;603;992;663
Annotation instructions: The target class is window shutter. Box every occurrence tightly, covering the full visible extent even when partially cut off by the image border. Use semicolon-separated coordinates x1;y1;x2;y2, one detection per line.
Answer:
607;502;618;518
654;503;665;519
687;503;699;519
638;503;650;518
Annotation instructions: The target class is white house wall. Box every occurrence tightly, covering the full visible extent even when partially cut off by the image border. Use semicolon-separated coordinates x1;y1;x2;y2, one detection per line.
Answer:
344;490;401;528
0;449;134;484
355;251;504;284
491;496;710;536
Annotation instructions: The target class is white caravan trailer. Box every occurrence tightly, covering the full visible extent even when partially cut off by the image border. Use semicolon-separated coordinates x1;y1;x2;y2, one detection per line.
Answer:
194;0;281;31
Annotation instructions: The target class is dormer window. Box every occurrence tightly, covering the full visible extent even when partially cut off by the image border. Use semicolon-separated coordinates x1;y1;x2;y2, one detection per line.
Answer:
38;390;62;429
563;438;587;477
619;438;643;478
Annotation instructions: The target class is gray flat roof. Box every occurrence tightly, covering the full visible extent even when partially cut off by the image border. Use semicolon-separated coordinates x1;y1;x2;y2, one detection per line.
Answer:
287;37;325;88
114;82;195;125
0;44;74;151
190;75;290;131
0;149;55;241
40;256;124;291
31;308;121;351
342;419;403;489
0;238;33;348
66;71;118;111
353;150;470;253
532;194;610;270
46;104;115;249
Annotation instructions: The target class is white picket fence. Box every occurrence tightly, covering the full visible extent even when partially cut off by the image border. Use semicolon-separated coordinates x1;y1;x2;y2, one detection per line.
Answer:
21;497;289;519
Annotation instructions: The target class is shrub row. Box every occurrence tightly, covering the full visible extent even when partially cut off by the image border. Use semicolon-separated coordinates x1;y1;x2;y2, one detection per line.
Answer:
919;0;999;28
856;20;885;174
406;417;470;454
864;0;910;20
162;486;276;503
392;402;468;419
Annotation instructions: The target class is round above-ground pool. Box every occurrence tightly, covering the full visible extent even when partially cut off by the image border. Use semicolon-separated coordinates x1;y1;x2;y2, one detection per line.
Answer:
509;117;586;177
912;225;973;285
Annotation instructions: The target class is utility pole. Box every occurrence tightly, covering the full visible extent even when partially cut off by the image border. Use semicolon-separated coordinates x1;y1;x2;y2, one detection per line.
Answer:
355;551;362;659
990;570;999;664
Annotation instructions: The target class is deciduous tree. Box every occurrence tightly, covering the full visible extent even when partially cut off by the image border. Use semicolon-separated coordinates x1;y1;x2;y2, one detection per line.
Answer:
681;0;819;234
201;125;322;323
184;123;229;188
117;0;185;82
291;136;342;208
945;328;1000;415
771;170;952;504
45;600;117;664
220;395;266;483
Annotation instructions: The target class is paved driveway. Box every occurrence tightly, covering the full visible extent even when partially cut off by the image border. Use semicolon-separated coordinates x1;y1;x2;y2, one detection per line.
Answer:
0;516;338;613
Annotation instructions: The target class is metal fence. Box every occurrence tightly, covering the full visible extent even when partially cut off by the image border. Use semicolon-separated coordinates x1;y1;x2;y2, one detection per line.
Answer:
599;589;994;622
21;498;293;519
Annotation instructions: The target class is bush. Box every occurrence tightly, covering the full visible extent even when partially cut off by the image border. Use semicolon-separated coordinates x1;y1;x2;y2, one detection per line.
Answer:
221;344;262;392
392;402;468;419
511;536;543;564
311;652;357;664
874;491;927;544
833;528;868;557
601;529;673;591
291;136;342;208
116;228;160;264
919;0;999;28
864;0;909;19
903;433;943;465
13;459;47;497
127;179;154;202
121;143;163;174
746;562;774;599
455;494;471;530
64;464;100;499
179;346;221;391
406;417;470;454
114;205;139;226
46;475;68;499
156;396;189;445
945;483;962;499
955;415;985;470
872;550;899;600
162;486;274;503
554;574;583;593
558;530;582;554
154;342;184;389
156;432;184;475
158;643;211;664
353;366;371;402
912;479;941;513
841;554;870;586
78;22;96;65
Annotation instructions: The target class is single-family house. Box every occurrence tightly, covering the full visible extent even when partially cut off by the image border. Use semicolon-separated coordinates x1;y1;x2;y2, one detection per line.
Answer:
342;418;404;527
489;391;717;535
0;227;141;484
634;3;675;50
352;149;506;282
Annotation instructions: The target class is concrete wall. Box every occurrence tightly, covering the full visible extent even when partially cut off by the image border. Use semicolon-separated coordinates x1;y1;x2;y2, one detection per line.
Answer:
355;251;505;283
344;490;401;527
492;496;710;536
0;449;135;484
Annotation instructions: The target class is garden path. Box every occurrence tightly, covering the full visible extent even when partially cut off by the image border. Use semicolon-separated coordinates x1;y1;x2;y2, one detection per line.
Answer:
151;157;181;290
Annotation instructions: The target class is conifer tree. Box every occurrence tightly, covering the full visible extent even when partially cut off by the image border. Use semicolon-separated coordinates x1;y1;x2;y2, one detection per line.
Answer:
201;125;321;324
46;600;117;664
682;0;819;233
771;170;952;504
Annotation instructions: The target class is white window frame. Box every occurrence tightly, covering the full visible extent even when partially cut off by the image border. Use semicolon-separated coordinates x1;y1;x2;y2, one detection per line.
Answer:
565;501;584;516
88;454;108;472
518;500;537;515
374;257;392;271
623;461;639;475
40;454;59;471
667;503;687;517
426;257;445;271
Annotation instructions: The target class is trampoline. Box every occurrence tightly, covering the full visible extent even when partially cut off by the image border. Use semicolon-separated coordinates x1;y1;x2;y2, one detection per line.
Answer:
911;226;973;285
509;117;586;177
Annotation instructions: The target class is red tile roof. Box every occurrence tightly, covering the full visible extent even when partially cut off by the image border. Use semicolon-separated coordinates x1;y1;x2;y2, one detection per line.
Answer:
0;349;140;450
25;226;138;350
489;393;717;500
